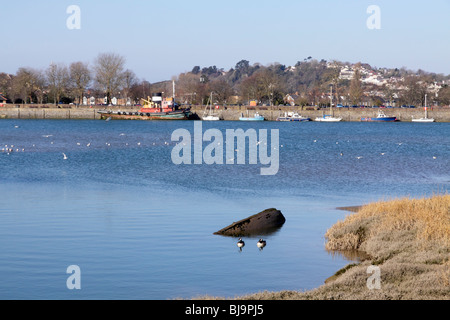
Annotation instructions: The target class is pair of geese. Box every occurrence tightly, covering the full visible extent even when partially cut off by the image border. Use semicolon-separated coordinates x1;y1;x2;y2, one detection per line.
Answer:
237;238;266;251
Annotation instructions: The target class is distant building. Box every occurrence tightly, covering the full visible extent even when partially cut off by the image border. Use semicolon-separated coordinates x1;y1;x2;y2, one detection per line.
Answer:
284;94;299;106
362;74;387;86
339;66;354;80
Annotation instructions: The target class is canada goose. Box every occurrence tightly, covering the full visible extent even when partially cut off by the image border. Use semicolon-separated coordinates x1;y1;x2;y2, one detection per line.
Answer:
237;238;245;251
257;239;266;250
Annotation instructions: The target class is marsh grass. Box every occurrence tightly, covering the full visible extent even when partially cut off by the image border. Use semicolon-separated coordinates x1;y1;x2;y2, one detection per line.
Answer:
197;194;449;300
325;194;450;252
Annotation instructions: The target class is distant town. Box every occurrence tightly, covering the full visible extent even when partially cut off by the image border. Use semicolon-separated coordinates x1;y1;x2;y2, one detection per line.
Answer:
1;54;450;109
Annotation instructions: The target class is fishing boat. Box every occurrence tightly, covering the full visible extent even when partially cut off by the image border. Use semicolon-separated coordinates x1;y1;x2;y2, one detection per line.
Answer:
314;86;342;122
98;81;191;120
277;112;311;122
412;94;435;122
239;111;265;121
361;110;397;122
202;92;221;121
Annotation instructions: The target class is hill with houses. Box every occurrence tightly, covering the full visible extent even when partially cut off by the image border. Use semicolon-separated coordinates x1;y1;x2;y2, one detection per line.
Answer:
1;57;449;107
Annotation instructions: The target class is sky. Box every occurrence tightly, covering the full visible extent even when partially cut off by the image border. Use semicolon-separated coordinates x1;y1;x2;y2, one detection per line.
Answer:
1;0;449;82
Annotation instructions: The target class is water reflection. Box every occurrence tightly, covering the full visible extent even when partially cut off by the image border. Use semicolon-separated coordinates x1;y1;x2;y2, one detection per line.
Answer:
326;249;371;262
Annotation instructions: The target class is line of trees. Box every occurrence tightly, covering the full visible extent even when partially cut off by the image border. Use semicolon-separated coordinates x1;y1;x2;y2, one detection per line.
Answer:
0;53;142;105
1;55;450;107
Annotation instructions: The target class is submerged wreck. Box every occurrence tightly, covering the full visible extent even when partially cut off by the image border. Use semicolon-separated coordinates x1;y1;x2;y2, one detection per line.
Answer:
214;208;286;237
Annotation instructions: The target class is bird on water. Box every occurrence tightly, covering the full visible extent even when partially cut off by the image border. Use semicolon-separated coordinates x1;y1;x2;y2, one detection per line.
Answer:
237;238;245;251
257;239;266;250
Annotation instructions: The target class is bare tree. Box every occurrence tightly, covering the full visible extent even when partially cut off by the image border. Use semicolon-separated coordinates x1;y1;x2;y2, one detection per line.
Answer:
177;72;203;104
69;61;91;105
13;67;46;104
437;85;450;106
46;63;70;104
209;78;233;104
33;70;46;104
307;85;321;106
239;73;260;104
0;73;13;98
401;75;428;106
93;53;125;104
348;63;363;105
121;69;137;105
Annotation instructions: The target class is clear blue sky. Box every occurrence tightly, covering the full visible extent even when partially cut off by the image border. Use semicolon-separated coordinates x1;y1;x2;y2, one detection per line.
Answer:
1;0;449;82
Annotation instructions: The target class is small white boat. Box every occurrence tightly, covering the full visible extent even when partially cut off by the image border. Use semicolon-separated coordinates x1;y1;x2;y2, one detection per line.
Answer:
315;115;342;122
239;111;265;121
412;117;434;123
412;94;434;122
202;92;221;121
202;115;221;121
315;86;342;122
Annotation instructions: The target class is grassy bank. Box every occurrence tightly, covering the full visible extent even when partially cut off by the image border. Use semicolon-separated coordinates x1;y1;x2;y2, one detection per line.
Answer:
199;194;450;300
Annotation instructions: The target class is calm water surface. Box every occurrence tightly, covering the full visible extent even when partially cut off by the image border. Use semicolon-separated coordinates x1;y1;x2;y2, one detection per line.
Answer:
0;119;448;299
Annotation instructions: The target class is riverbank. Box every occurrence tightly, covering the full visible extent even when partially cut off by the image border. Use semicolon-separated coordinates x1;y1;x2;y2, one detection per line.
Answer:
1;104;450;122
198;194;449;300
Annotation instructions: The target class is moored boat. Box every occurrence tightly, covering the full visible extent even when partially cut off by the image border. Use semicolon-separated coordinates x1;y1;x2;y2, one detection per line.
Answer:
202;92;221;121
239;111;265;121
277;112;311;122
361;110;397;122
98;94;191;120
314;86;342;122
314;114;342;122
412;94;435;122
98;82;191;120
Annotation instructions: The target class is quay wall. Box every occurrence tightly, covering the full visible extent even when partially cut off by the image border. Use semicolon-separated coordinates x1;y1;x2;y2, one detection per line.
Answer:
1;104;449;122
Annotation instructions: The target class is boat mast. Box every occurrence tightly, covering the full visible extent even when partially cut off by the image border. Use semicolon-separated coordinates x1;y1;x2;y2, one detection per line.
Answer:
424;94;428;118
172;80;175;101
330;85;333;116
209;92;213;115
